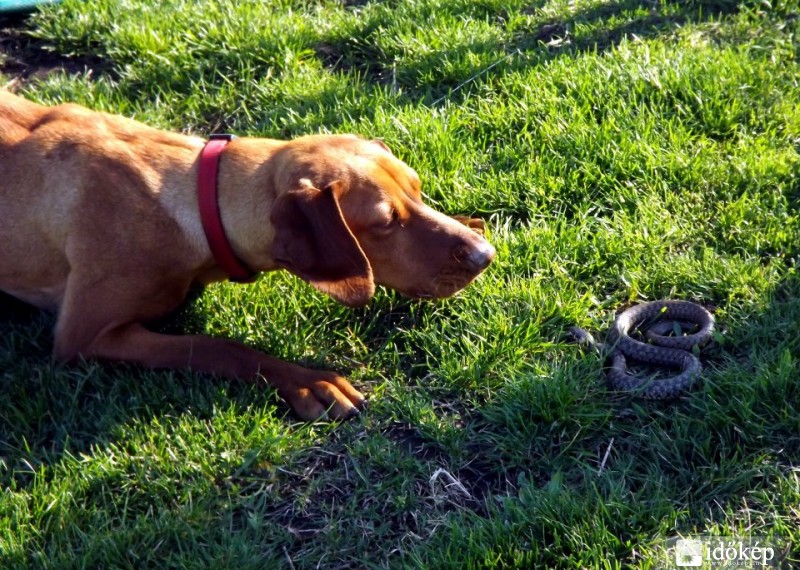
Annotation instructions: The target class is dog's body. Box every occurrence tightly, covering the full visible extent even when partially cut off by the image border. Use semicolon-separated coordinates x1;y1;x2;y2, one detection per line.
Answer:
0;91;494;419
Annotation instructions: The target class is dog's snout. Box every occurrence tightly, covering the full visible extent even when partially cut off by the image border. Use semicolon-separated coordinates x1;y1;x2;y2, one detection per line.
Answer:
455;240;495;272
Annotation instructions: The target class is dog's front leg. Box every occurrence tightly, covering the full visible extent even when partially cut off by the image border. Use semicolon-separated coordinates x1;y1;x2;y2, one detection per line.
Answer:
89;324;366;420
53;278;365;420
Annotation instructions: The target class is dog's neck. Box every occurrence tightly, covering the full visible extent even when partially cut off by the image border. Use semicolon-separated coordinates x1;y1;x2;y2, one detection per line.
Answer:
205;138;286;277
197;137;256;282
155;136;285;285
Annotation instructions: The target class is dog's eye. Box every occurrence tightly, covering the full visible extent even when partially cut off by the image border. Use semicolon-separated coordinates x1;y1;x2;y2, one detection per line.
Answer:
373;206;400;232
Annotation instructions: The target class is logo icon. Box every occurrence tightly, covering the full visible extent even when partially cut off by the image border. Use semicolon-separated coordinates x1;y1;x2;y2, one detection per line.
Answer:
675;539;704;567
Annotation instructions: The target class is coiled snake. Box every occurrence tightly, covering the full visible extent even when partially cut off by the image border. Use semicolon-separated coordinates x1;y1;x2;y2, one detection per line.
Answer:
570;300;715;398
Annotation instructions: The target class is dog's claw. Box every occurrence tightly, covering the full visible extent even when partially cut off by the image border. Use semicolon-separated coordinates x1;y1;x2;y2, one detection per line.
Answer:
344;405;361;419
283;372;366;421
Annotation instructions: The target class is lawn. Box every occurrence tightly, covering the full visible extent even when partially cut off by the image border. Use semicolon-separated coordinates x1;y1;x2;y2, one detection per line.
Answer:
1;0;799;568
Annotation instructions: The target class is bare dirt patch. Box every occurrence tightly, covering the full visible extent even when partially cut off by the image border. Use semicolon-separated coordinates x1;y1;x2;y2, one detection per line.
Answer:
1;15;111;89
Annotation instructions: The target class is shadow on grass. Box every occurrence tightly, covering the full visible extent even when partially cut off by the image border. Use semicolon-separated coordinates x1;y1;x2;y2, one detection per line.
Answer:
0;291;474;567
1;0;761;133
0;285;417;483
2;277;798;566
318;0;760;108
0;291;284;489
424;273;800;564
0;13;113;89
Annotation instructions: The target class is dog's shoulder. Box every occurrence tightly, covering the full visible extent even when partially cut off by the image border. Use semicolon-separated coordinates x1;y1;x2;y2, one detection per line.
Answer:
0;92;107;151
0;91;49;145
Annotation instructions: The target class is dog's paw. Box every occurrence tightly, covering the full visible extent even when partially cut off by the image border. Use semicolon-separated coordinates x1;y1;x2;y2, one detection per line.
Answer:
282;371;366;421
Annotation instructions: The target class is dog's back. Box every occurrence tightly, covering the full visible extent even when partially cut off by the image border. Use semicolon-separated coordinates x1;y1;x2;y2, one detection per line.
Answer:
0;92;207;310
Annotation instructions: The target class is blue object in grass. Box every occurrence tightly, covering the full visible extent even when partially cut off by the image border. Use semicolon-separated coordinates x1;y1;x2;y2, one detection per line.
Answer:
0;0;60;14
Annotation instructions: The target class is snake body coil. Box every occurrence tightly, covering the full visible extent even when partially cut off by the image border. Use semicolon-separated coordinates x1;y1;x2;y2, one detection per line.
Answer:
572;300;715;398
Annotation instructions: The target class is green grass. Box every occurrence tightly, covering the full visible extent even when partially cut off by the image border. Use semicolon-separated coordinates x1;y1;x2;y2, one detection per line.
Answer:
1;0;799;567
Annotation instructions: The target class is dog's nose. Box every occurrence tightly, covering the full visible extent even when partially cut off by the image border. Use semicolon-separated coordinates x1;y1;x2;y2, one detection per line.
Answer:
456;241;495;272
471;241;496;271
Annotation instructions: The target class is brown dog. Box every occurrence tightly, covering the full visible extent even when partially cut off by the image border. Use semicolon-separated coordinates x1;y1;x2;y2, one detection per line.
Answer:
0;91;494;420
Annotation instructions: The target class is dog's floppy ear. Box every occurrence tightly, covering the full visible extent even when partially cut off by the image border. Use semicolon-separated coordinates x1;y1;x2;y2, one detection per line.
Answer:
271;180;375;307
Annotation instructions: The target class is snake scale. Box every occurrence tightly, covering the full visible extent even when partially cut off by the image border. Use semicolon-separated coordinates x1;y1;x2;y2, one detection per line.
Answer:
570;300;715;398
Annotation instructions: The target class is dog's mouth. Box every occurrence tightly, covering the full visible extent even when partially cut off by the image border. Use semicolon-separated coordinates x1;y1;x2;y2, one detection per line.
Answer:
406;289;435;300
398;277;478;301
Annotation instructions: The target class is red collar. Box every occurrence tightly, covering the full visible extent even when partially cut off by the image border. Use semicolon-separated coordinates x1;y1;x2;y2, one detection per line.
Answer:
197;134;256;283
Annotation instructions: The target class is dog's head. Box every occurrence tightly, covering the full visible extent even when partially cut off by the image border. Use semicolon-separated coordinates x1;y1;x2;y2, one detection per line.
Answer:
270;135;495;307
